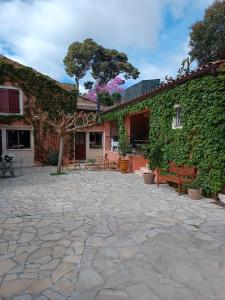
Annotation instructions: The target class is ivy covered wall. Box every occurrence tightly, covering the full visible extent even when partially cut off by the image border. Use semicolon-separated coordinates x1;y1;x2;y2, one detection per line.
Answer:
0;58;77;122
0;57;77;163
102;68;225;195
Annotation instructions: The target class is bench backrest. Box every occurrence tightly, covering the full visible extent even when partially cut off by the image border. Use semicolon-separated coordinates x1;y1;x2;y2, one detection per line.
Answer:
169;162;197;178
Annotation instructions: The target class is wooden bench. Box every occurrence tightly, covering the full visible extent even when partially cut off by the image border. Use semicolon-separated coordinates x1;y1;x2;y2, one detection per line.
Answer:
156;162;197;195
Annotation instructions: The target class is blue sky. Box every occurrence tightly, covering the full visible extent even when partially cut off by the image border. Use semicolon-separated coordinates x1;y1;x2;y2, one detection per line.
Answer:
0;0;214;91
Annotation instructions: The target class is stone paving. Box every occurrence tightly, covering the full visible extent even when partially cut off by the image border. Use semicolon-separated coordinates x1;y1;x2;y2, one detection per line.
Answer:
0;167;225;300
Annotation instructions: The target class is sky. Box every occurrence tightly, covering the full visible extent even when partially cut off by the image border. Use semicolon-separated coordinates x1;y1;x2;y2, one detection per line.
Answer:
0;0;214;92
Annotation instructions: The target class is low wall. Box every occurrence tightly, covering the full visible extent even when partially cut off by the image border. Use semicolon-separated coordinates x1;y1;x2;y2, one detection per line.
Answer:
105;150;147;173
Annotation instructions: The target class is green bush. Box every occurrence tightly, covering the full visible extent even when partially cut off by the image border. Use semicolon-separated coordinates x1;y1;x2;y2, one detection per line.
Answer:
46;149;59;166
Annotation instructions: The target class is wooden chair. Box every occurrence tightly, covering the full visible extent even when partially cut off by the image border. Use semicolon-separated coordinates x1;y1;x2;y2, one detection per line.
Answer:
62;159;73;171
74;160;81;170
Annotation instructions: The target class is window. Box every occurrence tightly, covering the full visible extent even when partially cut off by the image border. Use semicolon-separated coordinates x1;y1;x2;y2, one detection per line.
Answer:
89;132;102;149
7;130;31;149
0;88;20;114
172;105;183;129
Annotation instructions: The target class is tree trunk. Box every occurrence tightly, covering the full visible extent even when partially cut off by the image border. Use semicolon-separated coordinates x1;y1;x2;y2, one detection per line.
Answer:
75;78;79;93
57;134;64;174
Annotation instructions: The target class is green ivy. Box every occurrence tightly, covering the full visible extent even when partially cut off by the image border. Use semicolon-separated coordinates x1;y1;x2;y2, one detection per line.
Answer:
101;70;225;195
0;115;24;124
0;60;77;121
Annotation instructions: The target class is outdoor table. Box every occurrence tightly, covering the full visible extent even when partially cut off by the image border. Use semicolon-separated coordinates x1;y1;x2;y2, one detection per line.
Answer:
0;160;15;177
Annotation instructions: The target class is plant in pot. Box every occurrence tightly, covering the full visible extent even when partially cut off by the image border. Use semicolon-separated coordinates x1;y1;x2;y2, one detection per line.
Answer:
141;143;162;184
118;130;131;173
185;179;202;200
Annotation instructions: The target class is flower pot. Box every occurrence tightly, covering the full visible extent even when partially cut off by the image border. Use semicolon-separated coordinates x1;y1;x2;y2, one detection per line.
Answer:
218;193;225;204
143;172;155;184
120;159;129;173
188;188;202;200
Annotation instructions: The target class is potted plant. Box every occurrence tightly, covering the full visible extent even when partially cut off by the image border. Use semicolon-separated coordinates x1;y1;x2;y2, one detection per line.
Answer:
87;158;96;165
118;130;131;173
141;144;162;184
185;180;202;200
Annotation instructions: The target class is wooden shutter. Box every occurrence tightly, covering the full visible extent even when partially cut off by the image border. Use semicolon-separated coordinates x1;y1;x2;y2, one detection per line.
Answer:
9;89;20;113
0;89;9;113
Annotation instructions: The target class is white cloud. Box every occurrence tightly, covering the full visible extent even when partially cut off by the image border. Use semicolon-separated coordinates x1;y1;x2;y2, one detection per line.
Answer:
0;0;214;82
0;0;165;80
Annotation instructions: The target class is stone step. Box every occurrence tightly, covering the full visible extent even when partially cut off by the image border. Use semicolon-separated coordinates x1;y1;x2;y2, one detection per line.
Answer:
134;170;144;176
140;166;150;171
135;168;150;176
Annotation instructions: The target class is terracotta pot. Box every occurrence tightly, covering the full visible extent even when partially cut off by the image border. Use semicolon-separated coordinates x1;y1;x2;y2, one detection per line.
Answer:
188;188;202;200
143;172;155;184
120;159;129;173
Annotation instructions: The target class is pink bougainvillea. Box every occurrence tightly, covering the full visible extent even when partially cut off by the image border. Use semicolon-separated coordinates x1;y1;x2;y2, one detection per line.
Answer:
85;76;124;101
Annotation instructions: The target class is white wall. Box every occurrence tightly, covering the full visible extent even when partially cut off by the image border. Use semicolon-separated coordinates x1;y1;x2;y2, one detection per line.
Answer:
85;131;104;161
0;125;34;166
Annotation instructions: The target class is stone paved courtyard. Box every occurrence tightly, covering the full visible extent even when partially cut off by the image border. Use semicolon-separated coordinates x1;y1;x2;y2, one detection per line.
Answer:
0;167;225;300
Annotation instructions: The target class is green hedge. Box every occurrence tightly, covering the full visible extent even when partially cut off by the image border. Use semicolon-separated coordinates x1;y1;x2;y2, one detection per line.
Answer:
102;70;225;195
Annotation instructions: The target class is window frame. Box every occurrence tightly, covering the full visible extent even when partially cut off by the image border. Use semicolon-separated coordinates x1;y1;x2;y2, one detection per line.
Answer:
0;86;23;115
172;104;183;129
6;129;31;150
89;132;103;149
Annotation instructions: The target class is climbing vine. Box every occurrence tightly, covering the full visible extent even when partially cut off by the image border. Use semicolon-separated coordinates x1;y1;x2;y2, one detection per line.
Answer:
0;57;77;163
102;69;225;195
0;59;77;121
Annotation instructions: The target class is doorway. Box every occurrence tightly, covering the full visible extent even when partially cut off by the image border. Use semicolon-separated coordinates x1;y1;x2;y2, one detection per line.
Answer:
75;132;86;161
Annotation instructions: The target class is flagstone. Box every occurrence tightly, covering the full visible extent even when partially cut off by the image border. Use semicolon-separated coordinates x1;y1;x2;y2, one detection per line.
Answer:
28;276;52;294
0;259;16;276
0;167;225;299
52;262;75;283
0;279;34;298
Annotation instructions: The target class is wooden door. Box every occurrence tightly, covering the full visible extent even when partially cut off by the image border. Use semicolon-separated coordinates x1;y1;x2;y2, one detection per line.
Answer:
75;132;86;160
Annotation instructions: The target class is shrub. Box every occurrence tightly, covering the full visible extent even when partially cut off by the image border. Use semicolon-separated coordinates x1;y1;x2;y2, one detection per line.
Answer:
46;149;58;166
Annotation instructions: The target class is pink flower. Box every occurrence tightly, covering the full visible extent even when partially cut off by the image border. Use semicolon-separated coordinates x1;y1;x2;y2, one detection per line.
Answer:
85;76;125;101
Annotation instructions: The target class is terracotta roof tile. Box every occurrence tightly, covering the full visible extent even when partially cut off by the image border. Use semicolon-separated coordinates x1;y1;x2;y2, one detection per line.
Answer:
103;60;225;113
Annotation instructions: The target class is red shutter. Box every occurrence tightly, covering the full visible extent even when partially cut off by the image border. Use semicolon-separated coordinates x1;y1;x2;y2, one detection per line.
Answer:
9;89;20;113
0;89;9;113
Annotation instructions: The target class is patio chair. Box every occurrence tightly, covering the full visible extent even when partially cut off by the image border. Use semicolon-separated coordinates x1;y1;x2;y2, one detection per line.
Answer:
13;158;23;176
99;159;110;170
62;159;74;171
74;160;81;170
108;160;118;170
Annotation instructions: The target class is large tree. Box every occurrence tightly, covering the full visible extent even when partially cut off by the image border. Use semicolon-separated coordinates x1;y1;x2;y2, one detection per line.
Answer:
64;38;139;95
63;39;99;91
189;0;225;66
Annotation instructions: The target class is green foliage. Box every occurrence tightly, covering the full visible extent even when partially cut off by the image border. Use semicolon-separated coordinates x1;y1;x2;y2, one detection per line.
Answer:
102;70;225;195
141;143;163;171
64;39;99;89
87;158;96;165
97;92;122;107
0;115;24;124
46;149;59;166
97;92;114;106
0;58;77;120
64;38;139;90
189;0;225;65
50;172;66;176
118;120;131;157
111;93;122;105
184;179;202;190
